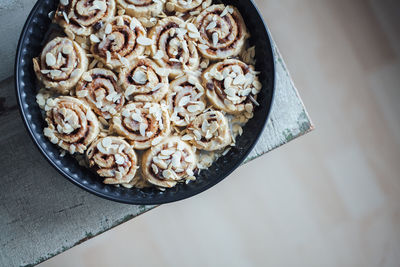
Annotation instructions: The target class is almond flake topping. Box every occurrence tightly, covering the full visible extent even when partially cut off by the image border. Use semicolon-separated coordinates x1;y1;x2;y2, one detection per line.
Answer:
206;21;217;31
131;113;143;122
106;51;111;63
82;72;93;82
220;6;229;17
153;50;164;60
178;95;191;107
132;69;147;84
162;169;173;179
151;164;158;174
62;45;73;55
137;36;153;46
105;24;112;34
187;104;200;113
152;136;163;146
45;53;56;67
115;154;125;165
90;34;100;43
139;123;148;136
102;137;112;148
186;23;198;33
182;134;193;141
76;90;88;98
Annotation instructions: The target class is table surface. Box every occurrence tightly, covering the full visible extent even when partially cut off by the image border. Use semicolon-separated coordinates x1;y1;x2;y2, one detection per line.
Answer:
0;1;313;266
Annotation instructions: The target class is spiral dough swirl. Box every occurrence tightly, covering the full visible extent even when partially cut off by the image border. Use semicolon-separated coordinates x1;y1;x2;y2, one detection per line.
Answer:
167;0;211;14
149;16;200;78
142;136;197;188
54;0;116;37
75;68;125;119
43;96;100;154
33;37;88;94
184;110;232;151
167;75;206;127
86;137;138;184
195;4;249;59
116;0;164;18
91;15;147;69
111;102;171;150
202;59;261;114
119;58;169;103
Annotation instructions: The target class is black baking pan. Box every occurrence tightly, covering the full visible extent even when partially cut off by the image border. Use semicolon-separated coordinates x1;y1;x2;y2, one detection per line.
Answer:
15;0;275;204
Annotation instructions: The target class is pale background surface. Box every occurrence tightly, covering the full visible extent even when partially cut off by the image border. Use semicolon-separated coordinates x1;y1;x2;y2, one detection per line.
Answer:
40;0;400;266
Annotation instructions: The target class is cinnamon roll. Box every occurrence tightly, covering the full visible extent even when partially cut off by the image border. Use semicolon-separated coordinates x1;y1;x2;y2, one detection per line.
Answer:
43;96;100;154
86;137;138;184
33;37;88;94
90;15;147;69
195;4;249;59
184;110;232;151
149;17;200;78
167;0;212;13
119;58;169;102
111;102;171;149
202;59;261;114
167;75;206;127
116;0;164;18
54;0;116;37
75;68;125;119
142;136;197;188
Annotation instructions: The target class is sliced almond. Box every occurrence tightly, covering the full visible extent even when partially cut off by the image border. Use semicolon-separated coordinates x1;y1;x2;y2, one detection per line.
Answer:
105;23;112;34
45;53;56;67
137;36;153;46
206;21;217;31
90;34;100;43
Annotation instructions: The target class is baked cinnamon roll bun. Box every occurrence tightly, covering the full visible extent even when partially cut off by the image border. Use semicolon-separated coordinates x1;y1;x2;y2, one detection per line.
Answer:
167;75;206;127
116;0;164;18
119;58;169;102
75;68;125;119
111;102;171;149
86;136;138;184
142;136;197;188
166;0;211;19
54;0;116;37
195;4;249;59
33;37;88;94
43;96;100;154
90;15;147;69
168;0;211;13
202;59;261;114
149;16;200;78
183;110;232;151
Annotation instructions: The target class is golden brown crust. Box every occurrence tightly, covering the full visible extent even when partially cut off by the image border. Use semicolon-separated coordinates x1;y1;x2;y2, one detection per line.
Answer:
75;68;125;119
111;102;171;150
149;16;200;78
184;110;232;151
90;15;147;69
43;96;100;154
33;37;88;94
119;58;169;103
168;0;211;13
86;137;138;184
116;0;164;18
202;59;261;114
54;0;116;37
142;136;197;188
195;4;249;60
167;75;206;127
166;0;211;19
